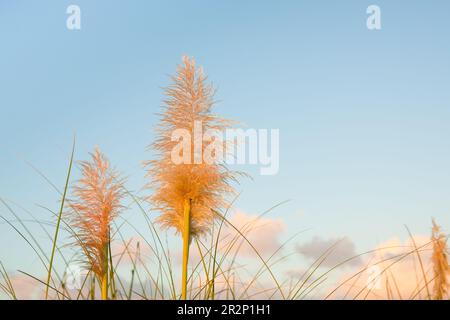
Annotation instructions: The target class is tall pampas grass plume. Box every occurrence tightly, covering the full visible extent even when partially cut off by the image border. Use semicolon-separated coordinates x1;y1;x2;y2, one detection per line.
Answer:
67;147;126;300
431;219;449;300
146;56;240;299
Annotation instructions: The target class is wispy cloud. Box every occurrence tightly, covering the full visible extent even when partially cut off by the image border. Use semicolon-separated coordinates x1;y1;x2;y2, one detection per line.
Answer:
296;236;362;268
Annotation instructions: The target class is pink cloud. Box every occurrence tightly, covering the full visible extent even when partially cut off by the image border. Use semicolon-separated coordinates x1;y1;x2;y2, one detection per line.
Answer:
177;210;286;264
221;210;286;258
3;273;41;299
329;235;439;300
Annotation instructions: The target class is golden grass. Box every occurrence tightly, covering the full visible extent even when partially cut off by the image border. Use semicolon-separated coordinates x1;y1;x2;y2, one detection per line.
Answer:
67;147;126;300
431;219;449;300
146;56;238;236
0;57;449;301
146;56;239;299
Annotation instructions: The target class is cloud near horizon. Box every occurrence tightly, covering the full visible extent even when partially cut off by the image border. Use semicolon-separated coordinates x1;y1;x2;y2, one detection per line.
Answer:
296;236;362;268
328;235;441;300
172;210;286;267
224;210;286;258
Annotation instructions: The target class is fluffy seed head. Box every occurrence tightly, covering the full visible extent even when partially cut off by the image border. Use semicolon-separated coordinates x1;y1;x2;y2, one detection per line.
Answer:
146;56;239;237
67;148;125;277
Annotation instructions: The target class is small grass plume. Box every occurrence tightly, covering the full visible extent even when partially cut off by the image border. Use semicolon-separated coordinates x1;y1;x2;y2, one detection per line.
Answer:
67;147;126;300
146;56;239;299
431;219;449;300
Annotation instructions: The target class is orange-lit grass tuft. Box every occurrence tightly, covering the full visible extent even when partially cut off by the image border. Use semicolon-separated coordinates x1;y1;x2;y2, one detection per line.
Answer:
146;56;239;299
67;148;126;300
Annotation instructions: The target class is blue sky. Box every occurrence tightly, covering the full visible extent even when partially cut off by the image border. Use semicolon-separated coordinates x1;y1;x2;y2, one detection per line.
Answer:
1;1;450;278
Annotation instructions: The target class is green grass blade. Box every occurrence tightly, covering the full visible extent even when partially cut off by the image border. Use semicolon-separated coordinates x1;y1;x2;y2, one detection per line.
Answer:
45;138;75;299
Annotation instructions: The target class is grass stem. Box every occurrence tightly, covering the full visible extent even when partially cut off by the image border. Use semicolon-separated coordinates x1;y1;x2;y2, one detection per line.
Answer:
181;199;191;300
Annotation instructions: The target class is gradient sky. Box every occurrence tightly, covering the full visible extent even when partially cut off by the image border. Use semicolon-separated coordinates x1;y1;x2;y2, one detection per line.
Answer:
1;1;450;279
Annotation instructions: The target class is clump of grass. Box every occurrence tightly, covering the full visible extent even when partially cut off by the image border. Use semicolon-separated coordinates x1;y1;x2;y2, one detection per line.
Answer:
67;147;126;300
431;219;449;300
146;56;239;299
5;57;450;302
